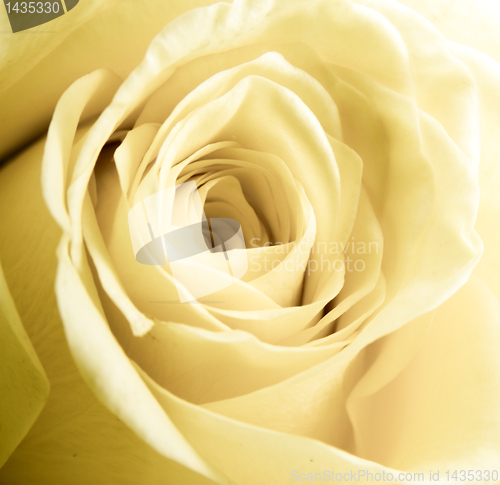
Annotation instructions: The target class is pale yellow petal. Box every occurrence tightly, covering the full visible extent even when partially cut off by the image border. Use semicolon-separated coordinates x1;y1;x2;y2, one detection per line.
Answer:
138;362;415;485
356;0;480;166
394;0;500;64
0;261;49;468
348;275;500;470
0;0;224;159
0;138;217;485
451;42;500;300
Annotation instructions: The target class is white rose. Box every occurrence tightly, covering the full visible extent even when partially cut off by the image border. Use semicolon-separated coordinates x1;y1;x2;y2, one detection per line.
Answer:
0;0;499;484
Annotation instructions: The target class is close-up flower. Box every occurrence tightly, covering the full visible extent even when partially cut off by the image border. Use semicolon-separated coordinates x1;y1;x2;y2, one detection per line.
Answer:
0;0;499;484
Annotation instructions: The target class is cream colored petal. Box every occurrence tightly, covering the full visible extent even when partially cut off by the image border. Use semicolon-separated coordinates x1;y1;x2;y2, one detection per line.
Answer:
253;42;391;217
0;261;49;468
281;188;383;345
355;0;480;167
9;1;493;483
348;275;500;471
94;159;228;331
328;135;363;245
58;0;417;249
197;176;263;247
139;363;417;485
126;0;413;155
41;68;121;232
82;193;154;336
201;118;480;445
451;43;500;301
137;50;343;143
42;78;230;475
345;310;436;458
138;0;414;98
114;123;161;197
114;318;346;405
203;304;324;346
202;350;355;447
198;209;323;344
394;0;500;64
135;141;241;211
0;137;216;484
150;75;342;304
200;300;428;452
54;233;228;483
0;0;224;160
328;75;390;217
332;63;481;309
141;364;430;485
308;273;387;348
194;147;308;242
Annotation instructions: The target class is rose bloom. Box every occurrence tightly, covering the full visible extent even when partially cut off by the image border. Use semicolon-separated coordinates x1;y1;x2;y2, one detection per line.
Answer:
1;0;500;483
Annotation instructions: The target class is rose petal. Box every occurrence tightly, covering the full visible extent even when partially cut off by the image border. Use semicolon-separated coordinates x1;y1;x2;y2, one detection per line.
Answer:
0;137;211;484
451;42;500;301
348;275;500;470
394;0;500;64
356;0;480;167
138;362;414;485
0;0;221;159
0;262;49;468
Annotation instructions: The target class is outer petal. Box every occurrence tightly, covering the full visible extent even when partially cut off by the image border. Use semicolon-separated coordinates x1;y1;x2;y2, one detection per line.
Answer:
139;364;416;485
0;262;49;468
348;36;500;474
394;0;500;64
39;59;227;483
0;0;224;160
450;42;500;301
347;275;500;471
0;138;219;484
